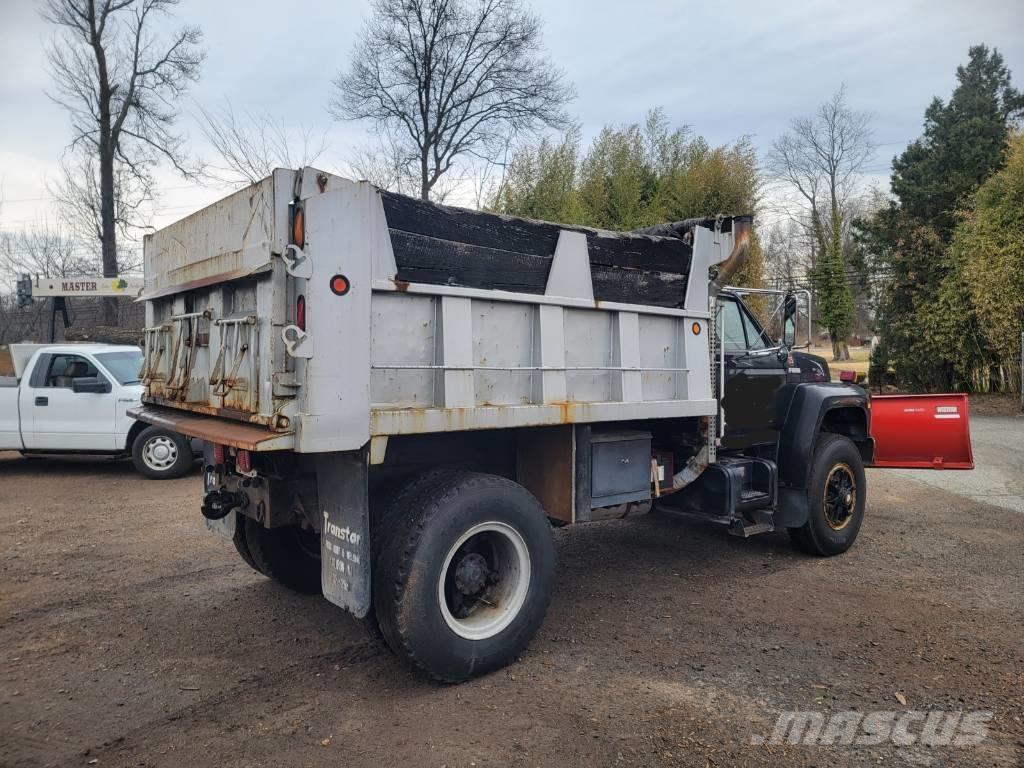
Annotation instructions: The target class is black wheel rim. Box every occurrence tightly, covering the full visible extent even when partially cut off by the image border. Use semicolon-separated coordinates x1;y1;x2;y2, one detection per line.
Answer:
823;463;857;531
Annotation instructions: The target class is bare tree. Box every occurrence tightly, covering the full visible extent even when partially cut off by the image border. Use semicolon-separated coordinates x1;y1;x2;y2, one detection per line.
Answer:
330;0;574;201
347;133;421;198
43;0;203;324
762;218;811;290
0;225;99;292
198;103;328;187
767;87;874;360
49;148;150;256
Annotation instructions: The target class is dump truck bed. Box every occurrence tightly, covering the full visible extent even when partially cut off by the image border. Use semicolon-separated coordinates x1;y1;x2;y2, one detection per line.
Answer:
137;168;745;453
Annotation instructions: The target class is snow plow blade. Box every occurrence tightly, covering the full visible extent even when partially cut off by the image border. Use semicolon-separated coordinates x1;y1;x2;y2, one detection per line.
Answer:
868;394;974;469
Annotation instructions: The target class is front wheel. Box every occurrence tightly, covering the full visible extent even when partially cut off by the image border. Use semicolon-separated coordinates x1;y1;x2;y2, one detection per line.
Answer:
131;426;193;479
373;470;555;682
788;434;866;556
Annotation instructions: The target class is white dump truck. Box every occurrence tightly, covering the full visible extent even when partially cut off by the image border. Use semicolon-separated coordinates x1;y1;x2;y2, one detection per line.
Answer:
131;168;966;681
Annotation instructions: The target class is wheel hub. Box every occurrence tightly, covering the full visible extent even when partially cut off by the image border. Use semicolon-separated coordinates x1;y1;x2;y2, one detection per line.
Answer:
438;522;532;641
142;435;178;471
823;463;857;531
454;552;490;595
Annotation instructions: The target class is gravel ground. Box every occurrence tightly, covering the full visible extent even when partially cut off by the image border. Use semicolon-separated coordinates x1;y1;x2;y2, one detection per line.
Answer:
1;437;1021;768
885;414;1024;514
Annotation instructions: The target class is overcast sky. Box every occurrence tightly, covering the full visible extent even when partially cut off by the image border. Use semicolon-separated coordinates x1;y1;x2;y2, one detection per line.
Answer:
1;0;1022;238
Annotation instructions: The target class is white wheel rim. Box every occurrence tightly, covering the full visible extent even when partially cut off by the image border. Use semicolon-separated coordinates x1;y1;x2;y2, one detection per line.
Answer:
438;521;531;641
142;435;178;471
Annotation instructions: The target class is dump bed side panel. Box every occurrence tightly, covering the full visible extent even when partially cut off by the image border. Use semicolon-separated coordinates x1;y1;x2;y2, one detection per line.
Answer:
136;168;743;452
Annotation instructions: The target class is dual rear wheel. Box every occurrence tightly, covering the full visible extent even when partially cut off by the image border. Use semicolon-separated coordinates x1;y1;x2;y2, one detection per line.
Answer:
231;469;556;682
230;439;863;680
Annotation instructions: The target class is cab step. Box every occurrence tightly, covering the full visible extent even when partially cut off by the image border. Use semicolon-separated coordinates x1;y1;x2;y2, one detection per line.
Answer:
655;456;778;537
728;509;775;538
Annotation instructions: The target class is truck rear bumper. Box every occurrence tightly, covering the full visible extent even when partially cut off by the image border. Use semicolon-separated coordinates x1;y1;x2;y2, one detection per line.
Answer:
129;404;295;452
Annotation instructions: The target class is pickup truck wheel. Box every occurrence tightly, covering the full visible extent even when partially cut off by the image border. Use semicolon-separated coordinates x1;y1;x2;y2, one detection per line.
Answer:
243;516;322;595
131;426;192;480
788;434;866;556
373;470;555;682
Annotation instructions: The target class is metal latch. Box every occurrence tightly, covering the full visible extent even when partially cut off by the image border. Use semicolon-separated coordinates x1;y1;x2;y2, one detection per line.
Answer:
282;243;312;279
282;325;313;358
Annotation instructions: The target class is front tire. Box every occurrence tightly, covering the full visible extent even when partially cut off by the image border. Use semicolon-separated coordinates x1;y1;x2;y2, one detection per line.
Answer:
131;427;193;479
373;470;555;682
788;434;866;556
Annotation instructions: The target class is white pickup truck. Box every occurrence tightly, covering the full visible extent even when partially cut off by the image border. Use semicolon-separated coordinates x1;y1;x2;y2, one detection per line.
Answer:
0;343;195;478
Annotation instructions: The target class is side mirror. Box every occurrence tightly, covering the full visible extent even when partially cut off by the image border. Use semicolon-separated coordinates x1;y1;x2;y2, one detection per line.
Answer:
72;376;111;394
783;317;797;348
782;293;798;348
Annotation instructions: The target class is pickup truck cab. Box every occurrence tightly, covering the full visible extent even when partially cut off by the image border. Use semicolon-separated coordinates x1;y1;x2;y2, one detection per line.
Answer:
0;343;194;479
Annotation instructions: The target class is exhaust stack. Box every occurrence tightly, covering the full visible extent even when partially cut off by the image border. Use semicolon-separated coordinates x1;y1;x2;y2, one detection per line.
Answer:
710;215;753;296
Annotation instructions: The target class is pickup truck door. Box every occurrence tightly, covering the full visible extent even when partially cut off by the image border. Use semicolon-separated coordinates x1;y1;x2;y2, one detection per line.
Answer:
20;353;117;451
0;380;21;449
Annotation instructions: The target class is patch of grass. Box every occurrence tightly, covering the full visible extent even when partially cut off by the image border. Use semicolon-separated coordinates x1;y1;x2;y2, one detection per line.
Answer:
810;345;871;375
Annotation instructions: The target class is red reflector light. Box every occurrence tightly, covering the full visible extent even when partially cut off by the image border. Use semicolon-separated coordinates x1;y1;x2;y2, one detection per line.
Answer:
839;369;856;383
237;449;252;473
213;443;225;464
296;294;306;331
292;206;304;246
330;274;350;296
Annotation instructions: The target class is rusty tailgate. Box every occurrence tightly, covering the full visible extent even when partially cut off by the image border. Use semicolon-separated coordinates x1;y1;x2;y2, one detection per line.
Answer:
130;404;294;452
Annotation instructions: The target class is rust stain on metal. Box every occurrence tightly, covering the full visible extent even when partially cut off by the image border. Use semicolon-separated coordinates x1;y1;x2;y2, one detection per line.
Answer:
130;405;292;452
392;279;411;292
143;395;279;429
141;265;265;301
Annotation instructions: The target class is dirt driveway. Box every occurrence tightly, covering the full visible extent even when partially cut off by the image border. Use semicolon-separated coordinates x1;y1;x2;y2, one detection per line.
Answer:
1;444;1021;768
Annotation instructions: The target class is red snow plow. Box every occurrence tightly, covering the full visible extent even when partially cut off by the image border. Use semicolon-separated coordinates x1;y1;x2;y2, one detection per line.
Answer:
868;393;974;469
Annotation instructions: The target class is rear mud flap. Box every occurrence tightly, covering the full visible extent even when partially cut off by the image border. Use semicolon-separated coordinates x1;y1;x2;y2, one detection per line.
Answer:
316;450;372;618
205;509;237;539
869;393;974;469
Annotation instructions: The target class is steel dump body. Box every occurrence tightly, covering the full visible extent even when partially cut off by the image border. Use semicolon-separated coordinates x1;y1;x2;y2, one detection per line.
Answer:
138;168;742;454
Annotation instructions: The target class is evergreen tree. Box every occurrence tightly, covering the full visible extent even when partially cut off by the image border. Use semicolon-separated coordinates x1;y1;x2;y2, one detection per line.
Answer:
857;45;1022;391
953;132;1024;393
891;45;1024;237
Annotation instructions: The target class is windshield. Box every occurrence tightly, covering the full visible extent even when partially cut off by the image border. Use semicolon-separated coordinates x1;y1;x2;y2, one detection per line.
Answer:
95;350;144;385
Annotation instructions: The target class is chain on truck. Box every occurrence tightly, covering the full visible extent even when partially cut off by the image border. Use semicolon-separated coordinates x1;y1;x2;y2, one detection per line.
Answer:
131;167;974;682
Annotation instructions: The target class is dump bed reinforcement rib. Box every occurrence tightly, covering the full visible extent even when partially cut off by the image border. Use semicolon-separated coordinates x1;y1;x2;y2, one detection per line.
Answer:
129;404;295;452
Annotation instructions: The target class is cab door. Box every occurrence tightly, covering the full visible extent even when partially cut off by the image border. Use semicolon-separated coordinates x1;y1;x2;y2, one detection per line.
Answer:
718;296;788;448
20;353;117;451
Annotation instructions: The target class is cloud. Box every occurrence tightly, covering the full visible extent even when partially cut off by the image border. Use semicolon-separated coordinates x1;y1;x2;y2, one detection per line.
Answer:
1;0;1022;230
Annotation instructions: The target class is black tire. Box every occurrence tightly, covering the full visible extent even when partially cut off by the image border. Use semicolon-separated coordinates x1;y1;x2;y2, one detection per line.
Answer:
231;513;265;575
788;434;866;556
131;426;193;480
358;473;433;643
373;470;555;682
243;516;322;594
